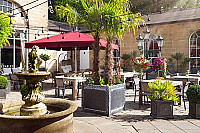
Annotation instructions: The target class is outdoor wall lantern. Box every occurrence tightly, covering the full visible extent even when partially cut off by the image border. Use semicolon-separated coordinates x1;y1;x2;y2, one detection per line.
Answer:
156;34;164;51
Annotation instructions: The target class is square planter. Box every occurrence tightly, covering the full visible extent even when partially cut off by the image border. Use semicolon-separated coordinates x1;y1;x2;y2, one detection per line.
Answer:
189;102;200;118
82;84;125;116
150;100;173;119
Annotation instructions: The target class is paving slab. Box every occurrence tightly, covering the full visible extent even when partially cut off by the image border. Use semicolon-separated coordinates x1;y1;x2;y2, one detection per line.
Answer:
189;120;200;128
131;121;157;130
74;120;101;133
137;129;161;133
150;120;184;132
183;129;200;133
170;120;200;130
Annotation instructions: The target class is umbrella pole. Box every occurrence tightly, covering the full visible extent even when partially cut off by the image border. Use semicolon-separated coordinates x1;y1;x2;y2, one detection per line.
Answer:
75;47;77;73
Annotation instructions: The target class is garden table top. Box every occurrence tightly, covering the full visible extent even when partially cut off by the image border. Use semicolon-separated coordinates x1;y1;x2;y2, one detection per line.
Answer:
140;79;183;87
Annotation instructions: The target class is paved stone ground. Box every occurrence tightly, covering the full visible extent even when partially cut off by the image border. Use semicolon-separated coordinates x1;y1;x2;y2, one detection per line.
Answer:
1;81;200;133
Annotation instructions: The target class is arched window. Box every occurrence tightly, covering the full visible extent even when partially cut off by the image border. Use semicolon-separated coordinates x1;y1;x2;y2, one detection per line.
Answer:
189;30;200;69
0;0;13;14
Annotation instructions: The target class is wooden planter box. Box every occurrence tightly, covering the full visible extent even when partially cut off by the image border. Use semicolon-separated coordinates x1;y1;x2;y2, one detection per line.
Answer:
150;100;173;119
189;102;200;118
82;84;125;116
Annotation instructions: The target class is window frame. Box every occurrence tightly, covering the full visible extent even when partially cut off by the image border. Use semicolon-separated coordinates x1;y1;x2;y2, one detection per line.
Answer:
189;30;200;70
0;0;13;14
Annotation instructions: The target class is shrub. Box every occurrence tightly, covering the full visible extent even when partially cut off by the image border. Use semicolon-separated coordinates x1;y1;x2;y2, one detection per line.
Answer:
20;84;29;95
39;54;51;61
186;84;200;104
147;79;179;102
0;76;8;89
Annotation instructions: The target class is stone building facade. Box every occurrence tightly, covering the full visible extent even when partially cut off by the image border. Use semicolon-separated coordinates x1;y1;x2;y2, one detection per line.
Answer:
120;8;200;72
0;0;49;69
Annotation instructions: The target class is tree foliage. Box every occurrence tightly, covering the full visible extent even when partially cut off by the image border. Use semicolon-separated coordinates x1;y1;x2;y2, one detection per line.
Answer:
0;11;13;48
55;0;143;85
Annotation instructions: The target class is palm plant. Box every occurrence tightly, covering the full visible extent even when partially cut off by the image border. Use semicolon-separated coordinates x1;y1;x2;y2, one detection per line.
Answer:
56;0;103;84
101;0;143;84
55;0;143;85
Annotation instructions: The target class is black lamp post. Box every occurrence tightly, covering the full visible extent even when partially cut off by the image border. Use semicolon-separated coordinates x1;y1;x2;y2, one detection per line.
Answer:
136;26;164;79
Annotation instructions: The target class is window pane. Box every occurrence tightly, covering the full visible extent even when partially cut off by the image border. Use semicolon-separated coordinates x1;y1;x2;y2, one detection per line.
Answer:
15;40;20;47
9;7;12;13
191;33;197;39
4;1;8;6
190;39;196;47
8;1;12;7
0;0;3;5
3;6;6;12
0;6;2;11
196;31;200;36
198;37;200;45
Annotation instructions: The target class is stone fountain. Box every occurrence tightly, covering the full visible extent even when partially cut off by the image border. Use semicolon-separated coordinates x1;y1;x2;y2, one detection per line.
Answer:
0;46;77;133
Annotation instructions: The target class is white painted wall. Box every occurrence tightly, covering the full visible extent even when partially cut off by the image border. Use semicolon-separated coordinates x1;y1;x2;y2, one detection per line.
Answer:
80;49;89;70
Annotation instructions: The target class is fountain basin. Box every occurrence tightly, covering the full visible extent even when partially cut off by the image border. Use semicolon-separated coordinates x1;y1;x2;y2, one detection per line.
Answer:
15;72;50;83
0;98;77;133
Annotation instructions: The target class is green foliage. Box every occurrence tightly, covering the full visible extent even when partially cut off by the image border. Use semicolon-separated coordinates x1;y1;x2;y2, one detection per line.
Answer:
55;0;143;85
147;79;179;102
130;50;136;58
100;78;105;86
171;52;184;61
186;84;200;104
179;57;191;68
171;52;183;72
49;0;84;22
20;84;29;95
167;57;174;68
121;53;131;60
0;11;14;48
170;52;190;72
0;75;8;89
39;54;51;61
115;78;123;84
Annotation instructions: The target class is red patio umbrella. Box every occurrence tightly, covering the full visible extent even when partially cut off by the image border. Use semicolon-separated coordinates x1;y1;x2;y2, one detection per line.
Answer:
25;31;119;50
25;31;119;72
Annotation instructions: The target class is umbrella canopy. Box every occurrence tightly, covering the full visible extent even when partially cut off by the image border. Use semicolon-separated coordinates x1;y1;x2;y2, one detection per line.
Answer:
25;31;119;50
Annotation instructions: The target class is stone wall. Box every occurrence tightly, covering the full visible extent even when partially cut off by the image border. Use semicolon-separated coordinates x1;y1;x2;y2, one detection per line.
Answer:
89;20;200;72
119;20;200;72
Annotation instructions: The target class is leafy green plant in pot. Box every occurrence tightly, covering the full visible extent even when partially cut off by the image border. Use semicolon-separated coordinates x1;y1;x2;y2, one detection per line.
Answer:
0;76;8;89
147;79;179;118
39;54;51;70
186;84;200;118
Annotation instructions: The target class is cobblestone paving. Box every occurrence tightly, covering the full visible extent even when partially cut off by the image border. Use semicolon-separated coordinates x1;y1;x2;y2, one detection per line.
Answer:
1;82;200;133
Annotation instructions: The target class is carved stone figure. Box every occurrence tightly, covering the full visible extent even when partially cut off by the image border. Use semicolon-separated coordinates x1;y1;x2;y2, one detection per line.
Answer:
28;46;39;72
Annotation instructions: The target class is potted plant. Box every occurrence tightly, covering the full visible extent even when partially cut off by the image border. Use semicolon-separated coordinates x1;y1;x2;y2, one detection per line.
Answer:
0;75;8;98
152;57;167;78
82;69;125;116
186;84;200;118
147;79;179;118
39;54;51;70
132;56;151;80
0;75;8;89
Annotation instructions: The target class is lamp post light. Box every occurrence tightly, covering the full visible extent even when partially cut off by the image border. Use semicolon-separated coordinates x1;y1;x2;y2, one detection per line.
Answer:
136;26;164;79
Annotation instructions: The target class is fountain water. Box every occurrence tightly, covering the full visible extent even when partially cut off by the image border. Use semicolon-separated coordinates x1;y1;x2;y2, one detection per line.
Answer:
0;46;77;133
